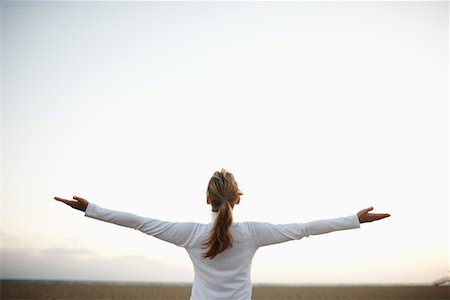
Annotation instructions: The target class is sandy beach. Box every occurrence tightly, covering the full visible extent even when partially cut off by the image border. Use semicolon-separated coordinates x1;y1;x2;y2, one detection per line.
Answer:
1;283;448;300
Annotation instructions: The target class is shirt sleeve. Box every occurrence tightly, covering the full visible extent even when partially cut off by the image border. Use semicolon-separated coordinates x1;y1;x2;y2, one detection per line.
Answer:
84;203;199;248
248;214;361;248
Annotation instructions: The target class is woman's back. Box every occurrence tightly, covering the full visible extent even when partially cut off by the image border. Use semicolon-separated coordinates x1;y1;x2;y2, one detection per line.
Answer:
185;214;258;300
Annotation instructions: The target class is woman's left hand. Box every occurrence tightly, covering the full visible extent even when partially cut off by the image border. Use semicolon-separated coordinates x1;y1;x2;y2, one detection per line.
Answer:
357;207;390;223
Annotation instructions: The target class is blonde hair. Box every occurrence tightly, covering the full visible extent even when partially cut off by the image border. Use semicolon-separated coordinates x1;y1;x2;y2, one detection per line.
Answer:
203;168;243;259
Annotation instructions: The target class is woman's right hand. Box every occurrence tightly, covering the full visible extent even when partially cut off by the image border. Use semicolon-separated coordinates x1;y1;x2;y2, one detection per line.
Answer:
54;196;89;212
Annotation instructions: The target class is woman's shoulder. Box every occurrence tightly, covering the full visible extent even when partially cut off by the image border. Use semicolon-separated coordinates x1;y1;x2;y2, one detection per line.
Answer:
231;221;258;238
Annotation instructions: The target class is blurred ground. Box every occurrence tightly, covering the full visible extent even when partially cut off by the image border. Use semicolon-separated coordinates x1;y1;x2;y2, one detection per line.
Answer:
1;283;449;300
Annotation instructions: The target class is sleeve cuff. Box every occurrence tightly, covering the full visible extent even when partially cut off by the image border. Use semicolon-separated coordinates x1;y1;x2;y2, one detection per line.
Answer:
347;214;361;229
84;202;97;217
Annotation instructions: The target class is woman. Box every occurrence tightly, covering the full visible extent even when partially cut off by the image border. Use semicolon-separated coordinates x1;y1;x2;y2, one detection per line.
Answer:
54;168;390;300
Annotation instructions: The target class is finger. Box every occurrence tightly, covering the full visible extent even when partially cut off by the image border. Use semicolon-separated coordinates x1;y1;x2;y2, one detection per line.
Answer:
371;213;390;217
361;207;373;214
369;213;391;221
54;197;76;206
54;196;69;203
375;213;391;219
73;196;86;202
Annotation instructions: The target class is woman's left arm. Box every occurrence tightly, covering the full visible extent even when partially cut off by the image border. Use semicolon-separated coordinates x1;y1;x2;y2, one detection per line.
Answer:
248;207;390;248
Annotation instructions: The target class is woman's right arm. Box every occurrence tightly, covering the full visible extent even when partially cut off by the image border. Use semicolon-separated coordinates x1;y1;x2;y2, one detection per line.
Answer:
53;196;200;248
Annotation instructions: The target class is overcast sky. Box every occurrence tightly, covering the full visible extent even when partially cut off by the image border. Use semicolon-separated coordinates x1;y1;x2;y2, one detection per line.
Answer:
2;0;448;284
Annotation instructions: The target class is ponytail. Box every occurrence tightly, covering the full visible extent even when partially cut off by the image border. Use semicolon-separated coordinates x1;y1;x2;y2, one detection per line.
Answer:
203;169;243;259
203;199;234;259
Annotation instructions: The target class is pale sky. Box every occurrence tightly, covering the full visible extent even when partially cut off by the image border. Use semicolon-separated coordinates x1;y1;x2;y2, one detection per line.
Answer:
1;1;448;284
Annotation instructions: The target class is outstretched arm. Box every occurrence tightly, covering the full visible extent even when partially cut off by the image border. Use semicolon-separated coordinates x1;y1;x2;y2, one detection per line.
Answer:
53;196;199;248
249;207;390;248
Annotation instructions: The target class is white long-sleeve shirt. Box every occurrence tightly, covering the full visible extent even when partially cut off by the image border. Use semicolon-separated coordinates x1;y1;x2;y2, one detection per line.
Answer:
84;203;360;300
